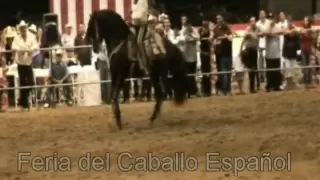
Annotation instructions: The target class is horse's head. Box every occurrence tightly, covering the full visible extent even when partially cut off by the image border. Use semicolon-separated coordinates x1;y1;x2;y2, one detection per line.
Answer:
86;13;102;53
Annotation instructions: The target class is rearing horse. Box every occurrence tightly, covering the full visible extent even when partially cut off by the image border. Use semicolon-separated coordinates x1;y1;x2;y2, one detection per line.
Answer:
86;9;188;130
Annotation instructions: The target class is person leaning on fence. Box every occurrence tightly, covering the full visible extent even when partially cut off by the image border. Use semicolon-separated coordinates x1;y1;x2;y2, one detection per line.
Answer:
0;58;8;112
28;24;43;68
213;14;233;96
11;20;39;111
47;49;72;107
240;16;259;93
282;16;300;90
263;16;284;92
300;16;315;89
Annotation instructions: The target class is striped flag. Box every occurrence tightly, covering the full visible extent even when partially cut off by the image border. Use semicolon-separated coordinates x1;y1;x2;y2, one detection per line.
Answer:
50;0;133;34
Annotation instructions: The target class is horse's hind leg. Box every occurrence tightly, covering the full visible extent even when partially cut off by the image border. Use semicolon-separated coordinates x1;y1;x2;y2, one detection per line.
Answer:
149;60;165;124
111;75;124;130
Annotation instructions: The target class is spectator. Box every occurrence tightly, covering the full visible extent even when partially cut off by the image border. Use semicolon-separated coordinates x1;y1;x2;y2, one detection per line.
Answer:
240;16;259;93
213;14;233;96
66;51;78;66
264;16;283;92
256;10;270;87
74;24;91;66
277;12;288;89
29;24;43;68
47;49;72;107
0;58;8;112
29;24;44;101
37;27;42;45
282;16;300;89
61;23;75;57
3;26;16;65
179;15;200;98
11;20;38;111
198;18;212;96
300;16;314;89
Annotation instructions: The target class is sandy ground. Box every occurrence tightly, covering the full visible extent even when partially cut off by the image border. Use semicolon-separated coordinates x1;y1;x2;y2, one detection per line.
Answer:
1;89;320;180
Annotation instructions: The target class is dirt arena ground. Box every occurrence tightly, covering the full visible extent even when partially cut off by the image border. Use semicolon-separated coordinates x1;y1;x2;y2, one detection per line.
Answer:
1;89;320;180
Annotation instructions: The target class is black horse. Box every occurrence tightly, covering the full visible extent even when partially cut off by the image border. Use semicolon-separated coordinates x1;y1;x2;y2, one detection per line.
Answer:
86;9;188;130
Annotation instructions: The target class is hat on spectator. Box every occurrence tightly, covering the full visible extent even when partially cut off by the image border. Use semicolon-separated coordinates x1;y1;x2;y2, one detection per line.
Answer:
29;24;37;33
158;13;168;20
148;15;157;22
18;20;28;28
65;22;72;28
4;26;16;37
55;49;64;55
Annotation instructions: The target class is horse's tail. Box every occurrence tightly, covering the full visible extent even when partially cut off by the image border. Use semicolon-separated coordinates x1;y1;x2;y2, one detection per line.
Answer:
166;41;188;106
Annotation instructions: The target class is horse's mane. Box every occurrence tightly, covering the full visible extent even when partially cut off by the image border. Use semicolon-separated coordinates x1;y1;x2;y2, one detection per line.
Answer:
89;9;130;42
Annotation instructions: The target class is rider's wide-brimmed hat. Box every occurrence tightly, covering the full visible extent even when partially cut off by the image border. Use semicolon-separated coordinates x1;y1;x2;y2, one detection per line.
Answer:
158;13;168;20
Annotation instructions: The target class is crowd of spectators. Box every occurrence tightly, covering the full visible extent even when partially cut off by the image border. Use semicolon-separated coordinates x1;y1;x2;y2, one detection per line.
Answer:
1;9;320;112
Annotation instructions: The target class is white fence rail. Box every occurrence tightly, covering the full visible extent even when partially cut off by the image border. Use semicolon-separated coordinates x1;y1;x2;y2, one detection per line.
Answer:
0;65;317;91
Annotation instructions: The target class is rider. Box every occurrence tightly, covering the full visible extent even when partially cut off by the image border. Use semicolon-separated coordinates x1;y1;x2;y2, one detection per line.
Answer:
145;15;166;60
131;0;160;73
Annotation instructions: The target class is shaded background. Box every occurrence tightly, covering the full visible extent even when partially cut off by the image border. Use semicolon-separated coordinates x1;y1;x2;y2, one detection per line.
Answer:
0;0;49;29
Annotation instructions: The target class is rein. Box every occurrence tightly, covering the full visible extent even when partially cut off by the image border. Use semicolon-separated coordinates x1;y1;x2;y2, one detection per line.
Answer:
93;17;126;62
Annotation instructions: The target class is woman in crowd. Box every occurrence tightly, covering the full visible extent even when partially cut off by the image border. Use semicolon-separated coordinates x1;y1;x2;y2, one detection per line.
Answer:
199;18;212;96
300;16;314;89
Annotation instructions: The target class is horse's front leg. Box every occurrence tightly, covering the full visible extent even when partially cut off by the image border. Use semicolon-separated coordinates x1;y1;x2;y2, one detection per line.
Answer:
111;76;125;130
149;76;164;124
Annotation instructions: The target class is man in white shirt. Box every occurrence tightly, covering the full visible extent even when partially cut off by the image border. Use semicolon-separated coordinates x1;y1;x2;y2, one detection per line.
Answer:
277;12;288;89
11;20;39;110
61;23;74;48
179;15;200;97
256;10;270;86
61;23;75;57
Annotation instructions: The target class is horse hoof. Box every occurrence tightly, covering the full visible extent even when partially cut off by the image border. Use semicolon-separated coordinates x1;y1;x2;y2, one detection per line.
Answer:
148;120;153;128
117;125;122;130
